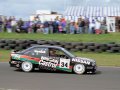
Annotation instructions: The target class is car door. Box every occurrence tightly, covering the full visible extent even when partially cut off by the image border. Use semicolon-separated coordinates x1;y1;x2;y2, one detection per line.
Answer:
38;47;58;71
48;48;72;72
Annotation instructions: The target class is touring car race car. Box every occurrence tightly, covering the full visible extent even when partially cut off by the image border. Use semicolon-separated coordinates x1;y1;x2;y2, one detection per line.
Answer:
9;45;97;74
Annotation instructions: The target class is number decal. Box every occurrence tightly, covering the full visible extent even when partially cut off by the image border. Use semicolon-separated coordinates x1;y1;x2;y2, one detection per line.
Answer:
65;63;68;67
61;62;64;67
61;62;68;68
59;58;70;69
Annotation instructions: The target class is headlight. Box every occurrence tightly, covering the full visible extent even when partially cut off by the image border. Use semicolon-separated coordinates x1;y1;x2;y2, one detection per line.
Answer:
92;61;96;66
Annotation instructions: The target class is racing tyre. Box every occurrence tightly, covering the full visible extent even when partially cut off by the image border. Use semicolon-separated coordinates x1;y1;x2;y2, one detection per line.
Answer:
4;46;11;50
21;61;33;72
73;64;85;75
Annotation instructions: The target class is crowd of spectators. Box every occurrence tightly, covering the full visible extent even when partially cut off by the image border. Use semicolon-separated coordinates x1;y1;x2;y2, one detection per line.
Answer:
0;15;108;34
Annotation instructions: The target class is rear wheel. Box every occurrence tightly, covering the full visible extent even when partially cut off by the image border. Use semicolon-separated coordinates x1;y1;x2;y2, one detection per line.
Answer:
73;64;85;75
21;61;33;72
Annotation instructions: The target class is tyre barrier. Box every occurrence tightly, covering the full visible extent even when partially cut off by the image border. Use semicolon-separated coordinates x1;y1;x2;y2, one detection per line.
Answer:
0;39;120;53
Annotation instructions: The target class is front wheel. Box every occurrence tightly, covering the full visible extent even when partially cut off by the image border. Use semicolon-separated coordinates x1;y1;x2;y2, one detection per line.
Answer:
73;64;85;75
21;61;33;72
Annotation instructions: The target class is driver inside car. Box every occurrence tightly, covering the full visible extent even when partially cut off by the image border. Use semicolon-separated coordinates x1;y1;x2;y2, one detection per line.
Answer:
49;49;57;57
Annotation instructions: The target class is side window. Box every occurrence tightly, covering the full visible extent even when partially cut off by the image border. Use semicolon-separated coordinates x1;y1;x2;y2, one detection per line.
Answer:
24;47;48;58
49;48;69;59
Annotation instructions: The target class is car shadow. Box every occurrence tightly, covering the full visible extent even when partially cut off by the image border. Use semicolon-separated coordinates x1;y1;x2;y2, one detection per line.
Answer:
14;68;102;75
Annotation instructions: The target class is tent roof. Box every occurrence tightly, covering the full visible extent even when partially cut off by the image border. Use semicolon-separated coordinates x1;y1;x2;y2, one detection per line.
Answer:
64;6;120;17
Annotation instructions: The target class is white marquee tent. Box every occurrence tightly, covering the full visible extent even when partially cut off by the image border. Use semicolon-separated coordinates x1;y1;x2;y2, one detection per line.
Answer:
64;6;120;21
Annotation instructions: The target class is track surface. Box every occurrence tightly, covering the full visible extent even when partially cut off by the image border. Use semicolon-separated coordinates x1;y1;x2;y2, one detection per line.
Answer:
0;62;120;90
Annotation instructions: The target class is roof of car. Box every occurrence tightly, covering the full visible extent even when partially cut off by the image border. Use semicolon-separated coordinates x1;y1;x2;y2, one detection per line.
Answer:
31;45;64;50
19;45;75;58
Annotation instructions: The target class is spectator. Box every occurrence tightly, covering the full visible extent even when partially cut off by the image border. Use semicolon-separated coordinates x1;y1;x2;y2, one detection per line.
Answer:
77;18;81;34
17;18;24;32
65;20;70;34
2;16;7;32
52;19;59;33
89;20;95;34
27;21;33;33
78;18;85;33
21;20;32;33
95;19;102;34
74;22;79;34
69;21;75;34
84;18;90;33
58;22;63;33
43;21;49;34
61;18;66;33
38;23;44;33
49;20;53;34
6;19;12;33
11;17;17;32
0;16;3;32
101;19;107;34
33;23;38;33
33;18;41;33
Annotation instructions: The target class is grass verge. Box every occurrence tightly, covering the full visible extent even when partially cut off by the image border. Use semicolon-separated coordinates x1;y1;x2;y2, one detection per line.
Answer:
0;50;11;62
0;32;120;43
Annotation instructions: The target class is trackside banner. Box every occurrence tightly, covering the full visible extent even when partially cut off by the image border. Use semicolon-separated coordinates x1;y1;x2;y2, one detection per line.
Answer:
106;17;116;32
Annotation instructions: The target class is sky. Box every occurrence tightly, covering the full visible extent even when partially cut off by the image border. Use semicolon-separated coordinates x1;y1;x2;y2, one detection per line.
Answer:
0;0;119;20
0;0;65;20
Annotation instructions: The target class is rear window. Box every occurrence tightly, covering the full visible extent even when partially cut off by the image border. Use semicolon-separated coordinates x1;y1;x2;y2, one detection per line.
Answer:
24;47;48;58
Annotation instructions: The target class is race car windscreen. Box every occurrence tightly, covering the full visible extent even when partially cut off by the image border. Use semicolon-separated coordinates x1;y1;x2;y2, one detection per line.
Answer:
61;48;75;58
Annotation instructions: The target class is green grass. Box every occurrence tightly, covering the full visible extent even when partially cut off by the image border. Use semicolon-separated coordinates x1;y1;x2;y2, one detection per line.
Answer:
0;50;120;66
0;32;120;43
0;50;11;62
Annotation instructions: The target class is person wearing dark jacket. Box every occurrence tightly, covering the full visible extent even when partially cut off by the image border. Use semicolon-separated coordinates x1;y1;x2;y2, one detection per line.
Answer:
78;19;85;33
17;18;24;32
0;16;3;32
52;19;59;33
43;21;49;34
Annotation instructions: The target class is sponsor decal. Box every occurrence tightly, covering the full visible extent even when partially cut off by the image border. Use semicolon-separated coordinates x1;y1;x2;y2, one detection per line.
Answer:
21;55;40;62
34;49;46;54
41;56;49;60
11;54;40;64
72;58;90;65
39;56;58;68
11;54;20;60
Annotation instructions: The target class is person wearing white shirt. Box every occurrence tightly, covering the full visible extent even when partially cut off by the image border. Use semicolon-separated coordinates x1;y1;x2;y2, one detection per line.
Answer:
95;20;101;30
11;18;17;32
88;20;95;34
95;19;102;34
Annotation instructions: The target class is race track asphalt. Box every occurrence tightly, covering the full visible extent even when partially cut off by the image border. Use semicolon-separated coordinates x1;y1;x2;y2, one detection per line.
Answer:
0;62;120;90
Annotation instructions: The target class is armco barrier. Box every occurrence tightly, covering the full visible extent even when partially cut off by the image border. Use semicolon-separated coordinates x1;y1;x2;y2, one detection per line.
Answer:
0;39;120;53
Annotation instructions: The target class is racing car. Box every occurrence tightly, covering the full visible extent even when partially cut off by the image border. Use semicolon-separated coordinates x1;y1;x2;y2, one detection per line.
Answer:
9;45;97;74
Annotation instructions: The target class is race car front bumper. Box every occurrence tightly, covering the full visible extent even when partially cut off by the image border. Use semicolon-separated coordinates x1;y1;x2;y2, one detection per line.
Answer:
86;65;97;73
